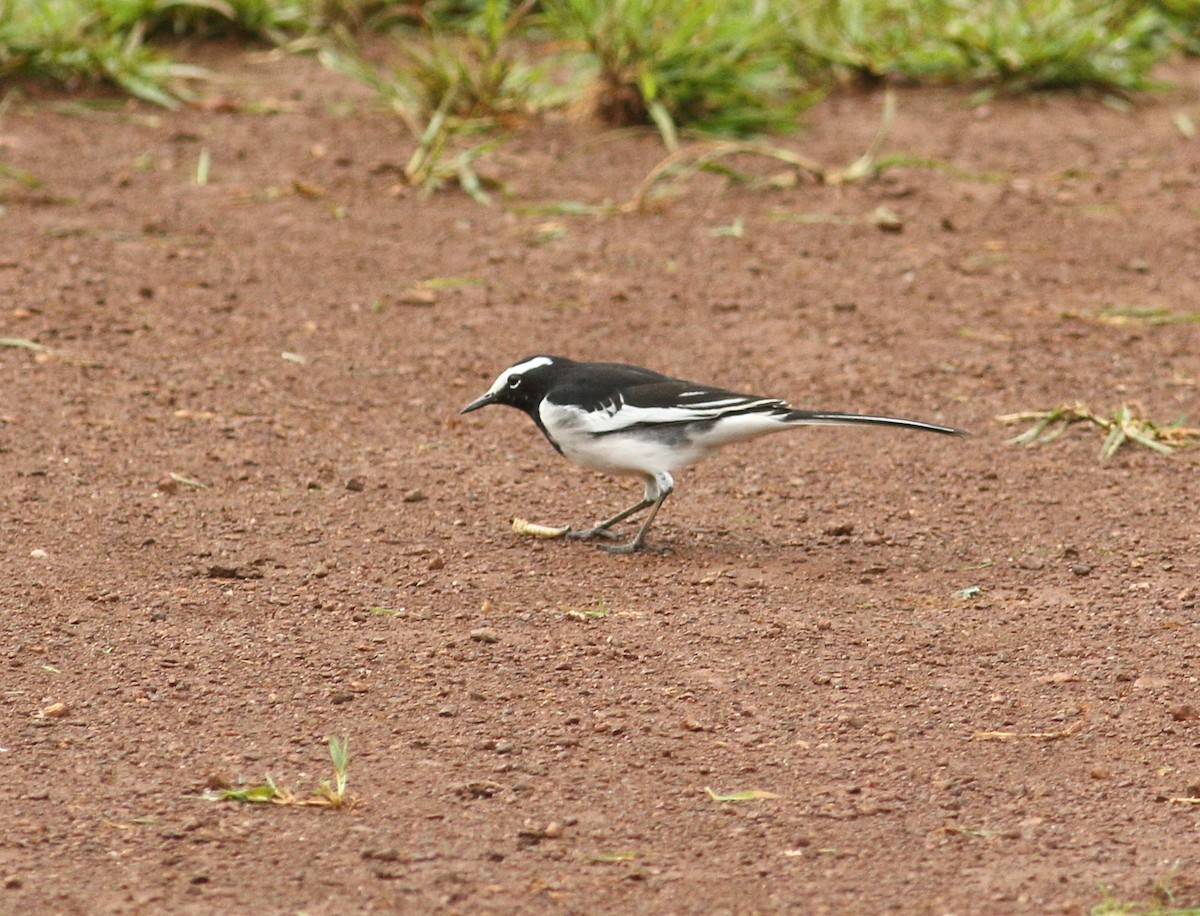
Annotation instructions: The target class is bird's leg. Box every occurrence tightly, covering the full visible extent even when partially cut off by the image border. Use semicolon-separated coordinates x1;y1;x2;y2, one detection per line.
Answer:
566;496;654;541
605;472;674;554
567;472;674;545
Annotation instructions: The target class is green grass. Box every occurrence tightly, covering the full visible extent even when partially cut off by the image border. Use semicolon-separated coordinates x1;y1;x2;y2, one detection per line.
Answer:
1091;860;1200;914
543;0;811;146
0;0;209;106
207;736;353;807
1157;0;1200;53
318;0;553;201
0;0;388;106
792;0;1175;94
4;0;1200;117
3;0;1200;203
321;0;550;132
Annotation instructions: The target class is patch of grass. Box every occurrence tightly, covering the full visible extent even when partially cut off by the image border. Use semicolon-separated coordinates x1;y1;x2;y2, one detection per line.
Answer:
997;402;1200;461
208;736;353;808
564;597;610;621
5;0;1198;174
0;0;210;107
1156;0;1200;54
323;0;547;131
943;1;1169;94
792;0;963;82
319;735;350;805
0;0;393;107
792;0;1174;94
542;0;812;146
93;0;317;41
319;0;551;201
1091;860;1196;914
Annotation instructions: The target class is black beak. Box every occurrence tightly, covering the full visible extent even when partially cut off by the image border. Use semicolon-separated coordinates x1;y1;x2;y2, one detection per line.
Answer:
460;392;496;414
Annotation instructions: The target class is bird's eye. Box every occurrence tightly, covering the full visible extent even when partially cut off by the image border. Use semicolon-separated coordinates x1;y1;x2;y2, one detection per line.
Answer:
507;376;522;390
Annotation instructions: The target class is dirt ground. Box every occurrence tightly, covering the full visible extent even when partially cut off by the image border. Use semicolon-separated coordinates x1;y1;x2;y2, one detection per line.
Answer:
2;44;1199;915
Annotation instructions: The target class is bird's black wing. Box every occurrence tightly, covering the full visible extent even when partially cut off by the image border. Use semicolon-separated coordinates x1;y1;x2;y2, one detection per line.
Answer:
546;368;788;436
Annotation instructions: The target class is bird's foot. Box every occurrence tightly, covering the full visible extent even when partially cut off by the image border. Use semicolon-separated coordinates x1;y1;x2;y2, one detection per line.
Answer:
566;526;622;542
603;539;672;555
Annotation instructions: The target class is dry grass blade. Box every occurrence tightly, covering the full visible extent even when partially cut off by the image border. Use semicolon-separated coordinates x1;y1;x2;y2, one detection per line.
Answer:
996;402;1200;461
1095;306;1200;325
1;337;46;351
168;472;207;489
972;709;1087;742
704;787;779;802
0;161;43;188
623;140;824;211
623;90;894;211
996;402;1100;446
824;88;895;185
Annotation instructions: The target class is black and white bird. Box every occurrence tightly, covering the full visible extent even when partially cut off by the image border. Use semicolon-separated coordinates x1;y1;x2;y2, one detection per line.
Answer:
461;355;966;553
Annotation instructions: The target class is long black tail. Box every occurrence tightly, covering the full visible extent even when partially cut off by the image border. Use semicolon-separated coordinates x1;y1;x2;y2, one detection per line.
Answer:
785;410;967;436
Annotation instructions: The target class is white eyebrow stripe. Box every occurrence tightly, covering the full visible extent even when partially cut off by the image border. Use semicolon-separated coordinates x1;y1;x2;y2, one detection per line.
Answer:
486;356;553;396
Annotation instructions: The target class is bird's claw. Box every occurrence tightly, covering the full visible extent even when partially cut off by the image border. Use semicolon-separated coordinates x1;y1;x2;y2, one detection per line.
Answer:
566;526;622;542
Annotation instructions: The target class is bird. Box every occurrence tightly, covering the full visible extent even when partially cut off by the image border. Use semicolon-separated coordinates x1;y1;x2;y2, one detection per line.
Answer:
461;355;966;553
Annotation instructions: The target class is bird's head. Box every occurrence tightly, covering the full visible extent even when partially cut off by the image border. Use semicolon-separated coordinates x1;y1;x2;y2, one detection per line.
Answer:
461;355;568;416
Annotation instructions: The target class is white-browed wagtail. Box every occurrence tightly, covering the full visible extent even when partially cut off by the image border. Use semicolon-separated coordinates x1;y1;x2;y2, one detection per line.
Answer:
462;355;966;553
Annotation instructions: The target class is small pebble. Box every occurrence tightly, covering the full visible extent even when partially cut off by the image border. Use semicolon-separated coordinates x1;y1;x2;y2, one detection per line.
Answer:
345;477;366;492
1071;564;1092;576
403;489;427;503
470;627;499;644
1170;704;1198;722
41;702;68;718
